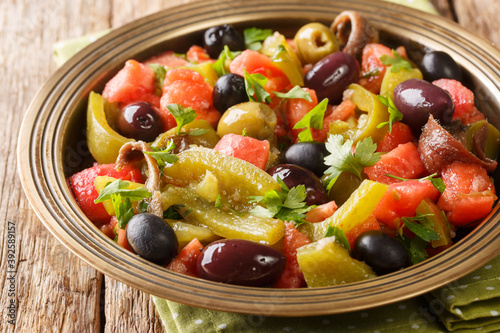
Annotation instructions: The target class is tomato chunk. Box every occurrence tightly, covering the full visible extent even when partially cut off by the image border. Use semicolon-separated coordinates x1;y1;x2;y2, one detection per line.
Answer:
213;134;270;170
305;200;338;223
376;122;415;152
273;222;311;288
68;163;143;226
373;179;440;229
358;43;393;94
345;215;380;250
437;162;496;226
167;238;203;277
365;142;426;184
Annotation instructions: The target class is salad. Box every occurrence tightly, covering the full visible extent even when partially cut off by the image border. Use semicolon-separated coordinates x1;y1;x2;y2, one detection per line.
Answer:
68;10;499;288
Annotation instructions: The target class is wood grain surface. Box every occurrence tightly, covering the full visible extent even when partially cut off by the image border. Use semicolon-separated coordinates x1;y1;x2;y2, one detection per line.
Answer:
0;0;498;332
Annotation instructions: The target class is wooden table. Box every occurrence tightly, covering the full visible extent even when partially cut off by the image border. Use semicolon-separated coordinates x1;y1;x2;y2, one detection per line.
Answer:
1;0;498;331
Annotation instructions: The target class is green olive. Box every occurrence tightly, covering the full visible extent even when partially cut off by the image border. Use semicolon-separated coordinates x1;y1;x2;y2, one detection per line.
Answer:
217;101;277;140
294;23;339;65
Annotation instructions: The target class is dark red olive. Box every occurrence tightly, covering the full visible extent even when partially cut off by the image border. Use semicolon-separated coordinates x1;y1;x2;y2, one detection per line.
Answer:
197;239;286;286
116;102;164;141
267;164;328;206
304;52;360;104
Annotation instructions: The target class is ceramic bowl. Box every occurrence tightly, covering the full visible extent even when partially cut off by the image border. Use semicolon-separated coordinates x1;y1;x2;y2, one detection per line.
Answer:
18;0;500;316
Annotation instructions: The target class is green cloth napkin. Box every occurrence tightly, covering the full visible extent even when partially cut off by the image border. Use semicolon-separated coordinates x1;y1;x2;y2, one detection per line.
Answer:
54;1;500;332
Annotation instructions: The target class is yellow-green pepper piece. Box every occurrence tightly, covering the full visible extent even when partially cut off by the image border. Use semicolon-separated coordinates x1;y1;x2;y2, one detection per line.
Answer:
86;91;133;164
180;61;219;86
415;199;452;248
260;32;304;87
380;66;423;100
300;179;388;241
165;219;220;249
466;120;500;160
162;185;284;245
297;237;376;287
334;84;390;143
152;119;220;150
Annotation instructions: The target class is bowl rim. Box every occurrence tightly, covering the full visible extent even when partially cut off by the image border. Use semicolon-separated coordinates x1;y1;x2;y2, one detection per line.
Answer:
17;0;500;316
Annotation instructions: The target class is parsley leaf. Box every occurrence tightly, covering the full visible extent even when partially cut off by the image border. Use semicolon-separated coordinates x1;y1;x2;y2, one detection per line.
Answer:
94;179;151;203
274;86;312;102
144;139;178;169
324;135;381;190
213;45;241;77
324;225;350;251
166;103;197;135
244;70;271;104
398;235;429;265
111;194;135;229
244;27;273;51
148;64;167;96
293;98;329;142
380;50;413;73
377;94;403;133
401;214;440;242
248;176;314;227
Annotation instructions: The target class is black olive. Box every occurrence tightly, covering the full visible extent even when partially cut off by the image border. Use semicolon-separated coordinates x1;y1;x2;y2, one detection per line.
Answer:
126;213;178;265
212;73;248;113
203;24;245;59
282;141;329;177
420;50;463;82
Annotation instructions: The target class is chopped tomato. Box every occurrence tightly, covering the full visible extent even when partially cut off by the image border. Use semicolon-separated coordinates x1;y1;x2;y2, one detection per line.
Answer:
376;122;415;152
186;45;213;63
373;179;441;229
102;59;158;106
365;142;426;184
159;68;221;130
144;51;190;67
214;134;270;170
358;43;393;94
345;215;380;249
305;200;338;223
68;163;143;226
437;162;496;226
273;222;311;288
109;217;134;252
167;238;203;277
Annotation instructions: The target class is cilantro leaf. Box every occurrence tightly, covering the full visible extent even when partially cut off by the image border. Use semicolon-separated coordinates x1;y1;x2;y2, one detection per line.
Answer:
380;50;413;73
273;86;312;102
213;45;241;77
144;139;178;169
324;225;351;251
94;179;151;203
244;27;273;51
377;94;403;133
166;103;197;135
324;135;381;190
148;64;167;96
293;98;329;142
244;70;271;104
402;214;439;242
249;177;314;227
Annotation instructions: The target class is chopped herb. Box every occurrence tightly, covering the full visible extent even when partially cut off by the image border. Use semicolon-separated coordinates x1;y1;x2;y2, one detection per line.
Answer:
163;204;192;220
94;179;151;203
385;172;446;193
144;140;178;169
248;176;314;227
244;27;273;51
324;225;350;251
148;64;167;96
244;70;271;104
139;200;149;213
380;50;413;73
212;45;241;76
215;194;242;215
187;128;210;136
401;214;440;242
293;98;329;142
166;103;197;135
324;135;381;190
271;44;286;62
112;194;135;229
398;235;429;264
274;86;312;102
361;68;381;79
377;94;403;133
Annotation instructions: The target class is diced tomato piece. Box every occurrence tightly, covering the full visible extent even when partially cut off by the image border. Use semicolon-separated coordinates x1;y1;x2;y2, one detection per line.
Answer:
286;88;319;141
68;163;143;226
213;134;270;169
376;122;415;152
365;142;426;184
230;49;291;95
167;238;203;277
432;79;485;125
186;45;213;63
102;59;158;106
345;215;380;249
305;200;338;223
437;162;496;226
110;217;134;252
358;43;393;94
159;68;220;130
373;180;441;229
273;222;311;288
144;51;190;67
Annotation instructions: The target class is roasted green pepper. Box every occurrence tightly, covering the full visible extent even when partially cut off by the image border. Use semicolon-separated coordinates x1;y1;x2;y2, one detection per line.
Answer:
380;66;423;100
465;120;500;160
415;199;453;248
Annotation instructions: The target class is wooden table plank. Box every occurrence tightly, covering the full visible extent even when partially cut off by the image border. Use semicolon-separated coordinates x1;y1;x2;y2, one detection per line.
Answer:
453;0;499;47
